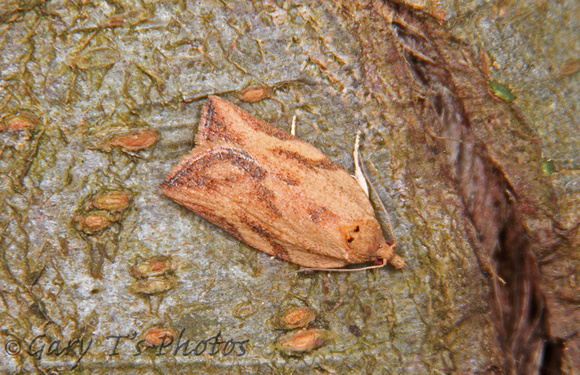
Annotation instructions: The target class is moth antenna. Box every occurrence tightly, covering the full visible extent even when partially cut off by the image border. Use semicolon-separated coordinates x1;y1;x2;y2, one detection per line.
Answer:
356;147;396;247
353;130;369;196
287;258;388;275
354;135;405;269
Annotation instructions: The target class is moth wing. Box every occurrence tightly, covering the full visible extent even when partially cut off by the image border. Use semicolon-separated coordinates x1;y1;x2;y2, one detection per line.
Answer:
197;96;374;207
166;96;390;267
197;96;377;223
196;96;295;147
160;143;365;268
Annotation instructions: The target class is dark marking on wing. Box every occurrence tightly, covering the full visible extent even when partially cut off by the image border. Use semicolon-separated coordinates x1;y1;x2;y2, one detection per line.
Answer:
203;98;217;128
199;100;243;144
308;207;326;223
255;184;282;217
240;215;289;261
163;147;266;188
272;148;340;170
200;97;292;143
275;173;300;186
199;99;223;136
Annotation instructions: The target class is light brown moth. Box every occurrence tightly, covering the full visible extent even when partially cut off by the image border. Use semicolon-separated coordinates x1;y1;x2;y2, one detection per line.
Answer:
160;96;406;270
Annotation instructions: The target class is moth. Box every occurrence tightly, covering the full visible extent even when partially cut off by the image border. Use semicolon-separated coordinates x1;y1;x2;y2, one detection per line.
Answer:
160;96;406;270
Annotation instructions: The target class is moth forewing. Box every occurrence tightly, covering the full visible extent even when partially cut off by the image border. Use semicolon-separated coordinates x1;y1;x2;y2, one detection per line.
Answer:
199;96;375;217
161;143;361;267
161;96;406;270
197;96;295;147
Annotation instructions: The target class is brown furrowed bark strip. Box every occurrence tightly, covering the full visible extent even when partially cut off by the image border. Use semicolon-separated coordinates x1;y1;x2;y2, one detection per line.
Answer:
347;1;559;373
381;3;551;374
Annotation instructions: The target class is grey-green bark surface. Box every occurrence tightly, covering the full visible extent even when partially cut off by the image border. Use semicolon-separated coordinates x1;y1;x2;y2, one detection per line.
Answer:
0;0;577;374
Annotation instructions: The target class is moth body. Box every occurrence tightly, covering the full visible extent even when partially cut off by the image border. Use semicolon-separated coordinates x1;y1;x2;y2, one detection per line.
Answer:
161;96;405;270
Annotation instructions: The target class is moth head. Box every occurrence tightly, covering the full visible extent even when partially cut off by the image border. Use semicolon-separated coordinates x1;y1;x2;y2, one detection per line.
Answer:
340;221;406;269
339;221;382;257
